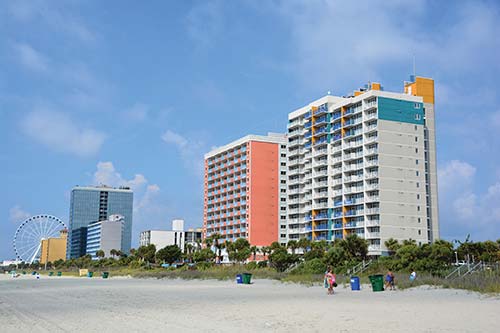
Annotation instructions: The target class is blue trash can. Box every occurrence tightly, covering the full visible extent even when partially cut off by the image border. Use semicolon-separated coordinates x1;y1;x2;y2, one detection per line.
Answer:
350;276;360;291
236;274;243;284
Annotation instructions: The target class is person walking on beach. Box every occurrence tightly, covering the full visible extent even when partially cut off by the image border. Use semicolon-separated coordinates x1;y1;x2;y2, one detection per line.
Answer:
385;270;395;290
324;267;337;295
410;270;417;282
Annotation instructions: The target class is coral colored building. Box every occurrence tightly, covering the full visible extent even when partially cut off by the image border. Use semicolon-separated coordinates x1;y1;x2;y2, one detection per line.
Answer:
204;134;287;246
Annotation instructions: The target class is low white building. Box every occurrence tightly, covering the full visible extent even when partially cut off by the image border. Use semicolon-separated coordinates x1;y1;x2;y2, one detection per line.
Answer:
139;219;185;252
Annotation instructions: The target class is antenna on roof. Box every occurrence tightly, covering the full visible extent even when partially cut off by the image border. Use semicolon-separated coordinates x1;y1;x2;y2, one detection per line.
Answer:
413;54;416;77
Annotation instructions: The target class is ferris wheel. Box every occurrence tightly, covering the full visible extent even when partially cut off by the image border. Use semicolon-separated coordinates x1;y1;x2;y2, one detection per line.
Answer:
13;214;67;264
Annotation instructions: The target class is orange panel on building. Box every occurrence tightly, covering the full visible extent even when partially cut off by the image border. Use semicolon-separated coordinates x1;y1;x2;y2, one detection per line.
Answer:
248;141;279;246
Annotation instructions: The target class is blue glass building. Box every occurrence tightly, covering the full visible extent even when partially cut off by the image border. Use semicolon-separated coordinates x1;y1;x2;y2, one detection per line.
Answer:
68;186;133;258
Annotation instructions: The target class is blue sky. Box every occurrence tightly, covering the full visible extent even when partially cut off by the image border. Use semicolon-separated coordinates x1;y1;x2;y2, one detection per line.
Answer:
2;0;500;259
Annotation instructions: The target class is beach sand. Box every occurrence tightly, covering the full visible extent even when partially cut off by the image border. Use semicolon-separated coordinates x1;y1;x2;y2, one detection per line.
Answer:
0;274;499;332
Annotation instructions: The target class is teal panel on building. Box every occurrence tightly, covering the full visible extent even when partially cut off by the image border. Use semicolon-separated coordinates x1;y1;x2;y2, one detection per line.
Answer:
378;97;424;125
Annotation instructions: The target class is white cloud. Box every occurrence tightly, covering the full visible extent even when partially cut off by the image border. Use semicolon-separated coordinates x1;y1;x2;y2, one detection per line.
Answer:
438;160;500;239
21;108;106;157
135;184;161;212
438;160;476;192
270;1;500;94
93;161;147;191
162;130;188;149
12;42;49;72
161;130;206;176
9;206;31;223
92;161;167;233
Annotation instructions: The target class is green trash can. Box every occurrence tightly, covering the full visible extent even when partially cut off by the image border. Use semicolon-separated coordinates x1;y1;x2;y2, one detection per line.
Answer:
49;272;54;276
57;272;62;277
22;271;26;275
242;273;252;284
87;272;94;278
369;274;384;292
102;272;109;279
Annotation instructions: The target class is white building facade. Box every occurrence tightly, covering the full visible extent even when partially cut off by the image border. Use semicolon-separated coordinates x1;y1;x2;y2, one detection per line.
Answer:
86;214;124;259
286;77;439;255
139;219;186;252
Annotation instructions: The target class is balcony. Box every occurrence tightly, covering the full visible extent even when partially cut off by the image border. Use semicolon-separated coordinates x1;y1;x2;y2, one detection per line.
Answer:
366;219;380;227
365;160;378;167
365;172;378;179
365;136;378;144
344;175;364;182
314;224;329;231
365;113;377;121
344;187;363;194
314;137;328;146
344;140;363;148
368;245;381;252
313;170;328;178
313;202;329;209
313;148;328;157
365;125;377;132
343;164;363;172
314;103;328;115
366;183;379;190
315;213;328;220
345;210;364;217
366;208;380;214
365;196;380;203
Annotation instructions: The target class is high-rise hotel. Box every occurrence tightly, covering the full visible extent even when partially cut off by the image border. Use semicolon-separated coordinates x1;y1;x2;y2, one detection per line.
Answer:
286;76;439;255
203;134;287;246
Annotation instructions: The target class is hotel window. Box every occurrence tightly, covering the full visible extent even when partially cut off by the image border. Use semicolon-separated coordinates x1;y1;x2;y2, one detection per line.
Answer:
415;114;421;120
415;103;421;109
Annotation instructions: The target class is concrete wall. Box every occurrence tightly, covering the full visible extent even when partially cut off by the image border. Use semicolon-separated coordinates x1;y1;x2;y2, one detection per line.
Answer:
100;221;123;257
378;120;428;247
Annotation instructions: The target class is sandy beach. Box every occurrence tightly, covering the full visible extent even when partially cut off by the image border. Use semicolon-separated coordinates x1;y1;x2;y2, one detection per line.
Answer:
0;274;499;332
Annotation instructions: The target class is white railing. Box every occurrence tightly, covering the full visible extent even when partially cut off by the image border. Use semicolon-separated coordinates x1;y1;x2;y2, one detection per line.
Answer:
365;173;378;179
366;208;380;214
366;183;379;190
313;202;329;209
365;219;380;227
368;245;381;251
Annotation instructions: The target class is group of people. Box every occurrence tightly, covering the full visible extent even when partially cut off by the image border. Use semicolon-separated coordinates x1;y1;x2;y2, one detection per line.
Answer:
324;268;417;294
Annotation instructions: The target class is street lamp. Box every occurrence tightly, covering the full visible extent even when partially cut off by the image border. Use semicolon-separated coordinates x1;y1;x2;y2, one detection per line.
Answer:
454;251;458;265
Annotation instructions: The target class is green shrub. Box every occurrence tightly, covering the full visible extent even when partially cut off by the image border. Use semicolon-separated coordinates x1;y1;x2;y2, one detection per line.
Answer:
245;261;258;270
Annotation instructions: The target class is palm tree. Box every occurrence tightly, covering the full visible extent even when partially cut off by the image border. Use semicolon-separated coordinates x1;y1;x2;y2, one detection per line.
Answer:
250;246;258;261
384;238;400;255
287;240;298;254
261;246;270;258
297;237;311;253
110;249;117;259
96;250;105;259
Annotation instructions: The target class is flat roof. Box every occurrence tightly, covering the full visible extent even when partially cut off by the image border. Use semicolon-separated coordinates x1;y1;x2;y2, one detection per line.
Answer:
288;90;422;119
72;185;133;193
205;133;286;159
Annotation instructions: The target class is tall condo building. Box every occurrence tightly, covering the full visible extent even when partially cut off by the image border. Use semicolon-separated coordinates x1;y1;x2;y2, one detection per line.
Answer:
286;76;439;255
204;133;287;246
68;185;133;258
